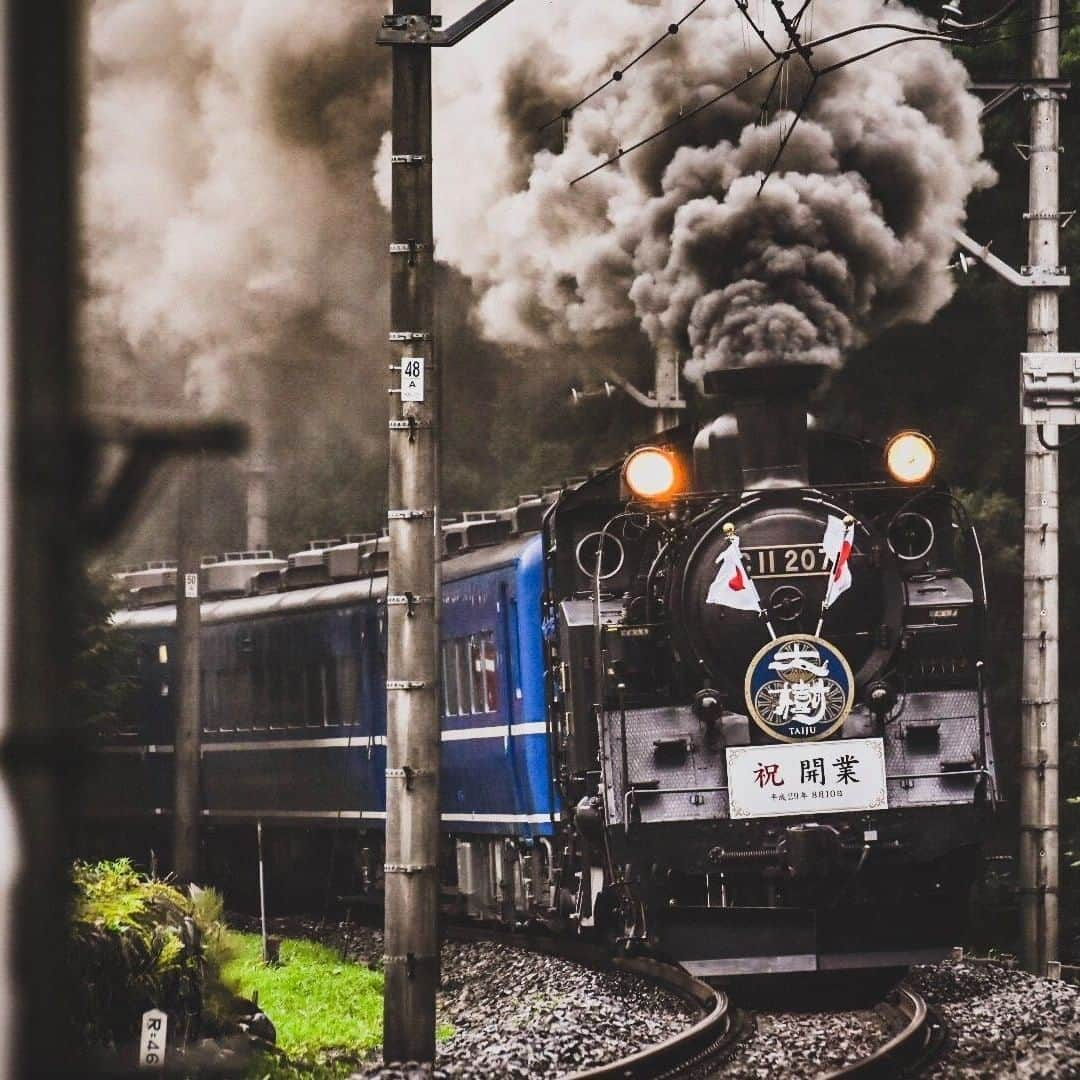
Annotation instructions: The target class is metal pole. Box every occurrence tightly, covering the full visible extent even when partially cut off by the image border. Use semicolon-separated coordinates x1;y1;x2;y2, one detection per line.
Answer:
173;451;203;883
257;820;269;963
246;364;270;551
654;340;683;433
383;0;440;1063
1020;0;1061;976
3;2;83;1071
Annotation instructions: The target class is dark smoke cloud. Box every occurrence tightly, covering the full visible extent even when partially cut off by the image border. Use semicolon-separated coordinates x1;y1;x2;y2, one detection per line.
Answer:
428;0;993;387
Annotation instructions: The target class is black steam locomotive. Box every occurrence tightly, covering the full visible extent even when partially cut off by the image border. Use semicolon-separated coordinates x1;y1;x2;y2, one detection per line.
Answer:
549;363;995;976
92;361;995;978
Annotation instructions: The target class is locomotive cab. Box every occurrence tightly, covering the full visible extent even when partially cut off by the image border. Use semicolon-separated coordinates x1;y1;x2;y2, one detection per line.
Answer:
545;362;995;977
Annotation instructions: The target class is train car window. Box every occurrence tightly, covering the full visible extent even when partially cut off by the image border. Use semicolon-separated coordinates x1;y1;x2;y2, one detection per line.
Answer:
231;663;251;731
484;632;498;712
455;638;474;715
251;657;268;730
306;663;323;728
285;667;303;728
442;641;459;717
268;662;285;729
215;669;232;732
471;633;498;714
320;664;337;726
337;653;359;727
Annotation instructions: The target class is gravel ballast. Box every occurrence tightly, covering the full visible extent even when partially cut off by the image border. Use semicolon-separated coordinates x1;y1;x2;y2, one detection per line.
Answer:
911;959;1080;1079
718;1006;892;1078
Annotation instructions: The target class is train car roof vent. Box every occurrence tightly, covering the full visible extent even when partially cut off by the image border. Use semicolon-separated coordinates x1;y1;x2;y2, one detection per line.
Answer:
249;567;285;596
325;534;390;581
441;513;512;557
505;495;545;536
282;539;341;591
114;561;177;608
203;551;286;598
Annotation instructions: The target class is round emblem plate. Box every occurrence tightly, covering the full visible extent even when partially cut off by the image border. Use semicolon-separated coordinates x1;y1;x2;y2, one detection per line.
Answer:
744;633;855;742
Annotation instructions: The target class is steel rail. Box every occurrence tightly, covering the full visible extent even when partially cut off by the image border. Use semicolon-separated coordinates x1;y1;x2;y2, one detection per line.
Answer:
445;925;741;1079
821;984;946;1079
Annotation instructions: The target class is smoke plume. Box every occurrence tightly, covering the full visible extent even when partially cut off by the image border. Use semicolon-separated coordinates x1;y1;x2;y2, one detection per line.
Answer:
84;0;392;445
428;0;994;387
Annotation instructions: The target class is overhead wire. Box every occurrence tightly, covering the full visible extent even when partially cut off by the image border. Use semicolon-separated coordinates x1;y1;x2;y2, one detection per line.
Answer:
569;18;959;187
734;0;782;59
538;0;713;133
569;56;782;185
962;9;1080;47
565;4;1078;189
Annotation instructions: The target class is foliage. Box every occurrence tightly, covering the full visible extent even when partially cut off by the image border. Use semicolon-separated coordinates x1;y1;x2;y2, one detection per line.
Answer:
70;859;231;1052
72;569;138;736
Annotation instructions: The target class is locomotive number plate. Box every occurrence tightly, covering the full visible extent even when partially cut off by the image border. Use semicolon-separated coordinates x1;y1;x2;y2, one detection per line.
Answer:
726;738;888;819
742;543;830;579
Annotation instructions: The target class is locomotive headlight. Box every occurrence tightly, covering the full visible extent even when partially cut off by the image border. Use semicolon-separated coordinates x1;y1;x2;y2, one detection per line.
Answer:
885;431;936;484
623;447;679;500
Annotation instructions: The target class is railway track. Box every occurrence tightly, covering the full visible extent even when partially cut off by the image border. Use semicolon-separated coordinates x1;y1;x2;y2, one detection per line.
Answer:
567;976;944;1080
346;914;949;1078
821;984;946;1079
445;925;742;1078
448;926;949;1078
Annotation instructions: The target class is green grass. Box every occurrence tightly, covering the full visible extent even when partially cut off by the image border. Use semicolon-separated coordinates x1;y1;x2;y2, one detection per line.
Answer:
222;933;384;1064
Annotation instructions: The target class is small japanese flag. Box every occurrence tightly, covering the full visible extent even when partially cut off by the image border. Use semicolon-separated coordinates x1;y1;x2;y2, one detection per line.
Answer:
706;534;763;613
821;515;855;611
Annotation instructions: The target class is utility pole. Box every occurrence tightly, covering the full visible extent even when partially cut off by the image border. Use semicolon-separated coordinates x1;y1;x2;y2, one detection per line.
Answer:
653;340;685;433
1019;0;1062;977
947;1;1072;977
382;0;439;1063
376;0;517;1062
173;450;202;883
246;367;270;551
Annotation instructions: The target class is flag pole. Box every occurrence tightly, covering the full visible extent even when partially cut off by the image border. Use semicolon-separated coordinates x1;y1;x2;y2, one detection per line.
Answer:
721;522;777;639
816;514;855;638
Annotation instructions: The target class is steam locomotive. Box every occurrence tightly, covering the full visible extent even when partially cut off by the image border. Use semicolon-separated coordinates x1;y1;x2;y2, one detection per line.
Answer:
89;361;996;977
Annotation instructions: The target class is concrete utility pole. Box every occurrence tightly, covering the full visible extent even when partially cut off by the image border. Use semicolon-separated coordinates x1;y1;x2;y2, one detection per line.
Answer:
245;363;270;550
653;340;685;433
1020;0;1062;977
377;0;517;1062
173;452;203;883
382;0;439;1062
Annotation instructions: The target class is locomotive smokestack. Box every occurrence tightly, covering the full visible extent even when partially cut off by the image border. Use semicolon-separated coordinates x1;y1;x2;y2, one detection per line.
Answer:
703;364;828;490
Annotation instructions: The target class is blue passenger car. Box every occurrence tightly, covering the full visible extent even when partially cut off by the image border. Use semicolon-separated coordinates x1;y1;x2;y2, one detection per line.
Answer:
89;523;560;909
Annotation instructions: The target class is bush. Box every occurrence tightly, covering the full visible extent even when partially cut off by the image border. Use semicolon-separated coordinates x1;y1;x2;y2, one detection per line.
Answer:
70;859;231;1054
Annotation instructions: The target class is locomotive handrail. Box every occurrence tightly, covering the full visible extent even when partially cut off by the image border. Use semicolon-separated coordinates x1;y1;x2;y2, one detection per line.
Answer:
885;767;990;781
623;784;729;830
621;766;993;826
